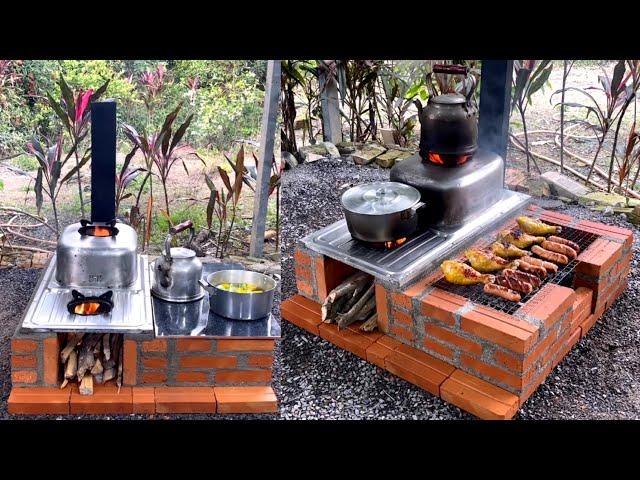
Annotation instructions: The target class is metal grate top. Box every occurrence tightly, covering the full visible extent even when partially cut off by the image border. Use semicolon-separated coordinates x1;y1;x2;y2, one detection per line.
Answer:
433;222;600;315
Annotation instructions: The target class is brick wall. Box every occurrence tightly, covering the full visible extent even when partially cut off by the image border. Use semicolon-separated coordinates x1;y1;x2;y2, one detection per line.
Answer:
11;330;62;387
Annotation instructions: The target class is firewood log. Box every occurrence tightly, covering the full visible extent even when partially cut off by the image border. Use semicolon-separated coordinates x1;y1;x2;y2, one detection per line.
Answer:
341;281;371;313
64;350;78;380
353;296;376;323
76;334;101;381
360;313;378;332
321;272;370;321
103;368;116;383
116;343;123;389
91;357;103;376
103;333;111;362
336;283;375;329
60;333;84;364
79;374;94;396
94;372;104;384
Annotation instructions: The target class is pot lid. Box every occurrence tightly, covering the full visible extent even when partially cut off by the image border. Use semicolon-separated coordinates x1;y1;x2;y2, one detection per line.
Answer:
431;93;465;105
170;247;196;259
341;181;421;215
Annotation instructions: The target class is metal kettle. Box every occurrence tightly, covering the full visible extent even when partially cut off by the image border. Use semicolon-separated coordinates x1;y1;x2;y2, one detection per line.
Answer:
151;220;204;303
415;64;478;162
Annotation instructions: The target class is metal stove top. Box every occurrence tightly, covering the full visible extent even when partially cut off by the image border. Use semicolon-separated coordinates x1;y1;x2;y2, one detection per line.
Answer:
302;189;531;288
20;254;153;333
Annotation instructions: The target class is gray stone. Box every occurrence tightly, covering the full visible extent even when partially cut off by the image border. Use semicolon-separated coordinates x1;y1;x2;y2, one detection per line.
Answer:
305;153;325;163
375;149;404;168
527;176;551;197
299;143;328;162
352;143;387;165
579;191;640;208
336;141;357;155
541;171;590;200
378;128;398;146
282;151;298;169
322;141;341;158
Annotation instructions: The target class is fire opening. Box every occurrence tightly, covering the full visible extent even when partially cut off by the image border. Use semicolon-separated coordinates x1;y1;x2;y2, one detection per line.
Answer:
78;220;118;237
428;152;471;166
368;237;408;250
67;290;113;316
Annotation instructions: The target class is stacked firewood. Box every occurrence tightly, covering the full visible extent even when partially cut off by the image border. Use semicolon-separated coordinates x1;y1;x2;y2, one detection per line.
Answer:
59;333;124;395
321;272;377;331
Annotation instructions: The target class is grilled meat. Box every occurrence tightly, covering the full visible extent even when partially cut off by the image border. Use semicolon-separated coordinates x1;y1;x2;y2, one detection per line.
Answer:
465;249;519;273
531;245;569;265
484;283;521;302
503;268;541;289
440;260;495;286
495;274;534;294
517;260;547;280
541;239;577;259
516;216;562;236
491;241;530;259
498;230;545;249
548;235;580;253
519;255;558;274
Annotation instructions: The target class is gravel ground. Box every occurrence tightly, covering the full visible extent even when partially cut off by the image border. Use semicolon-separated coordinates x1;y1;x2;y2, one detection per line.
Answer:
280;157;640;420
0;267;283;421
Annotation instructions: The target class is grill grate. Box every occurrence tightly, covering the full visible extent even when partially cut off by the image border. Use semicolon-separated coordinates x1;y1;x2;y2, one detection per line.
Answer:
433;222;600;315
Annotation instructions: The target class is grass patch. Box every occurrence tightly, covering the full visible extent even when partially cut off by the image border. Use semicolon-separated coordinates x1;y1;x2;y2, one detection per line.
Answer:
0;179;4;191
149;202;208;248
11;154;39;172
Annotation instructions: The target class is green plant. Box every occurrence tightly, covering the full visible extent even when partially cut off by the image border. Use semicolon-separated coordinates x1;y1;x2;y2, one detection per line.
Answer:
11;154;39;171
512;60;553;173
115;146;144;216
0;179;4;191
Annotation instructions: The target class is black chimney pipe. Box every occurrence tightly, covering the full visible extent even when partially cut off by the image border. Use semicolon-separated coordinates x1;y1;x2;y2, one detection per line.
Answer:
90;100;117;224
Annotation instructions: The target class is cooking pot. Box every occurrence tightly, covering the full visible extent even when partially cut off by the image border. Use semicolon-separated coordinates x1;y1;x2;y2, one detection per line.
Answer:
201;269;276;320
151;220;204;303
416;64;478;164
341;182;424;242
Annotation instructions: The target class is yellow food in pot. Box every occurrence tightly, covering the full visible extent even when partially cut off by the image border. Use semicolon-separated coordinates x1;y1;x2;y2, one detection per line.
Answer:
215;282;264;294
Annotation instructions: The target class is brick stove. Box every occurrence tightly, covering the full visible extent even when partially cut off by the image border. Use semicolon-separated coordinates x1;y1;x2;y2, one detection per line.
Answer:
283;204;633;419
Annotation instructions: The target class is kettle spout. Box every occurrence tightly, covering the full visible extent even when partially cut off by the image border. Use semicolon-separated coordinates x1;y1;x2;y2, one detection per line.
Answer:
413;99;423;118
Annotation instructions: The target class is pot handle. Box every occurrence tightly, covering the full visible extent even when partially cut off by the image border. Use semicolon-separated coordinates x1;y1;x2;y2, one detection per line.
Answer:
411;201;426;214
198;279;209;289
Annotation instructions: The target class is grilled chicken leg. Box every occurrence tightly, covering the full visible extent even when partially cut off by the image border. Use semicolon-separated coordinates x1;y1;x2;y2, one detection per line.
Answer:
498;230;545;249
491;241;530;259
516;216;562;236
441;260;495;286
465;249;519;273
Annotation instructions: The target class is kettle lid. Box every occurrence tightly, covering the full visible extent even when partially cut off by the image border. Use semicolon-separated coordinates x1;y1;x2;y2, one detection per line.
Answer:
431;93;465;105
169;247;196;259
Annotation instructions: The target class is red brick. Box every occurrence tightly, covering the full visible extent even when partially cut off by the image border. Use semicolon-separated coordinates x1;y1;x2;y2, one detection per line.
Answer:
132;387;155;414
295;295;322;315
176;371;209;383
217;339;275;352
295;265;312;282
422;337;455;359
70;385;133;414
424;324;483;356
215;386;278;414
385;347;455;396
493;349;523;373
518;284;575;330
142;357;168;370
11;338;37;353
155;387;216;413
215;370;272;384
580;314;598;337
390;324;415;342
347;322;383;342
315;257;355;301
375;283;390;333
179;356;237;369
365;342;394;369
392;309;413;327
12;370;37;384
318;323;376;359
8;387;70;415
576;238;622;277
248;355;273;368
419;290;465;326
572;287;593;329
460;354;527;391
141;372;167;384
294;249;312;267
281;295;323;335
123;339;138;386
11;355;37;368
141;339;167;352
176;339;213;352
377;335;404;350
297;279;314;297
404;273;439;299
461;307;538;354
43;336;61;386
391;291;412;310
440;370;519;420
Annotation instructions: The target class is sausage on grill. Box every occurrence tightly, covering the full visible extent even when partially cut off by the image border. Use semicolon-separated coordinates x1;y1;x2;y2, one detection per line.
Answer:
495;274;534;294
519;255;558;274
517;260;547;280
503;268;542;289
531;245;569;265
542;239;577;259
484;283;521;302
547;235;580;253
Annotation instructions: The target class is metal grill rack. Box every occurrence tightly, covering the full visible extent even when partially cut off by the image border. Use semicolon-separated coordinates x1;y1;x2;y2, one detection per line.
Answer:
433;222;600;315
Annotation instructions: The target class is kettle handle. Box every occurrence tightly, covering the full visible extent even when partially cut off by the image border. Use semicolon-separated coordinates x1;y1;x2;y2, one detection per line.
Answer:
164;219;195;260
432;64;477;106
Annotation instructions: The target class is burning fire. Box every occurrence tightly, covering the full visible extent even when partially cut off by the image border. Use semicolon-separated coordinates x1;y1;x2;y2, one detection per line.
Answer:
384;237;407;249
428;153;471;166
74;302;102;315
91;226;112;237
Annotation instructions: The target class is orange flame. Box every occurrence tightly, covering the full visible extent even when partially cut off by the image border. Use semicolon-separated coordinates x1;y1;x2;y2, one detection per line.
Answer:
91;226;112;237
428;153;471;166
74;302;101;315
384;237;407;249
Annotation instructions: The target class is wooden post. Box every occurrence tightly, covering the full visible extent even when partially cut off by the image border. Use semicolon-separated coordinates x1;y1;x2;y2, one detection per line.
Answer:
249;60;280;258
477;60;513;186
318;61;343;144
